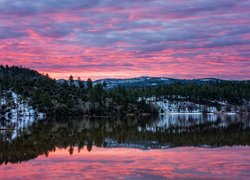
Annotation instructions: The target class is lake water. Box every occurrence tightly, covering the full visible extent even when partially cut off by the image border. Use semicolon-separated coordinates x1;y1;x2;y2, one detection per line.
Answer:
0;113;250;179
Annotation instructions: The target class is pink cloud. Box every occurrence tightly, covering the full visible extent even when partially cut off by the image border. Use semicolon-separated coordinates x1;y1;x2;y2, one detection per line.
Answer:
0;0;249;80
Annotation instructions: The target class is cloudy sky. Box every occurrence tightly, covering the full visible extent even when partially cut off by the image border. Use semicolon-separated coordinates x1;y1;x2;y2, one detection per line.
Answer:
0;0;249;80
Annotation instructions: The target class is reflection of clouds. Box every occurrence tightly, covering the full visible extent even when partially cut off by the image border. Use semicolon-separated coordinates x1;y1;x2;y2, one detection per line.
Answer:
1;146;250;179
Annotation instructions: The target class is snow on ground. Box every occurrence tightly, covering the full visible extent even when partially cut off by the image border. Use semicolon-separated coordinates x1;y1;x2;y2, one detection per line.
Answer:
1;91;45;120
0;91;45;140
143;97;218;113
0;91;45;119
142;96;250;113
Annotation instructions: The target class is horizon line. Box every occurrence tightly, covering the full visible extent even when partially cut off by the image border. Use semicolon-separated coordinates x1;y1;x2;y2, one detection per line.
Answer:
1;64;249;81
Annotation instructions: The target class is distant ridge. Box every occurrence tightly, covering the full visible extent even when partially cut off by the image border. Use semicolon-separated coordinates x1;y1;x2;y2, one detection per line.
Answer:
94;76;223;89
57;76;247;89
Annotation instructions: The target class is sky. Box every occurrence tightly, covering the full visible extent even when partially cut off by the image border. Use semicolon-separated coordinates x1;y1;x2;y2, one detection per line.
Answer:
0;0;250;80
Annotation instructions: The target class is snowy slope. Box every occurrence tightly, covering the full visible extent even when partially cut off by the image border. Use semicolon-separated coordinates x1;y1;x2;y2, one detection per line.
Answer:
143;97;218;113
0;91;45;140
0;91;45;120
143;96;250;113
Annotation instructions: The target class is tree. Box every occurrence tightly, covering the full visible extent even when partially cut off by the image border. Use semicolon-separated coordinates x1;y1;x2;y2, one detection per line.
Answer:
78;77;84;89
87;78;93;90
103;81;107;88
69;75;74;86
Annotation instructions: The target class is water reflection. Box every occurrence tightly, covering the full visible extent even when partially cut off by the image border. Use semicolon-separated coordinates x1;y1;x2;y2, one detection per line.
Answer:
0;116;43;140
0;114;250;165
148;113;250;130
0;147;250;179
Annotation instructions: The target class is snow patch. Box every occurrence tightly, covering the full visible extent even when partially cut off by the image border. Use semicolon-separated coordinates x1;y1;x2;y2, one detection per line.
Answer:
0;91;45;120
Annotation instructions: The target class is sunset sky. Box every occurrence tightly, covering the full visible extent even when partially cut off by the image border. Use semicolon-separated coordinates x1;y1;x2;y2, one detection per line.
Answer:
0;0;250;80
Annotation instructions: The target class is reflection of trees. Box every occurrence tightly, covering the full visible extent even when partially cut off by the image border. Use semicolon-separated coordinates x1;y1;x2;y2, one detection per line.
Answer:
0;114;250;165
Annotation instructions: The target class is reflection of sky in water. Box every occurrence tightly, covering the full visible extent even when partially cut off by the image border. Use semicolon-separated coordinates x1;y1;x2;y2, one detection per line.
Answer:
1;114;250;179
0;147;249;179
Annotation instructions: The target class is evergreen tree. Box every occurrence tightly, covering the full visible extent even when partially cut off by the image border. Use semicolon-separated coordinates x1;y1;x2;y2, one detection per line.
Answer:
69;75;74;86
87;78;93;90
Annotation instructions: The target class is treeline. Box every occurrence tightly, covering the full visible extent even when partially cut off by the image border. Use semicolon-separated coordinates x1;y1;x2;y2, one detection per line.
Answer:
0;65;157;116
1;65;249;116
124;81;250;105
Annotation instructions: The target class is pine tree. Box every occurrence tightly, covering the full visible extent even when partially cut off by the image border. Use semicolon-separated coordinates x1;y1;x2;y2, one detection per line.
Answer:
87;78;93;90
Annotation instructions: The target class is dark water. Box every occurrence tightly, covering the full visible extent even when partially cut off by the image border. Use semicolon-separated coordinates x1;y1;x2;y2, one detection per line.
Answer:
0;113;250;179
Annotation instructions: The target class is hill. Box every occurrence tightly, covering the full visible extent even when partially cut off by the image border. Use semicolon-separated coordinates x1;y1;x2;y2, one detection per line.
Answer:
0;65;157;117
1;65;250;117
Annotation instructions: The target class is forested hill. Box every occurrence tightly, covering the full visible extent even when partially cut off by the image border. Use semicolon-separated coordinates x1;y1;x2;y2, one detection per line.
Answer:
134;80;250;104
1;65;250;117
0;65;157;116
91;77;248;89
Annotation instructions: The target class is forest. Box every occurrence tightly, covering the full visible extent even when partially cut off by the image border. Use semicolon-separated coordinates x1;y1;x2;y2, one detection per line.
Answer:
0;65;156;116
134;81;250;105
0;65;250;117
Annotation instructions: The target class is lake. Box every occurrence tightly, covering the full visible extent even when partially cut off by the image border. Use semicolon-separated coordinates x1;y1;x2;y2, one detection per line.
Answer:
0;113;250;179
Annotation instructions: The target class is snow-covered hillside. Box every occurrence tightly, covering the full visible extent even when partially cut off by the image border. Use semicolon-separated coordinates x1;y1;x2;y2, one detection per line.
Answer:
143;97;250;113
156;99;217;113
0;91;45;120
141;97;216;113
0;91;45;140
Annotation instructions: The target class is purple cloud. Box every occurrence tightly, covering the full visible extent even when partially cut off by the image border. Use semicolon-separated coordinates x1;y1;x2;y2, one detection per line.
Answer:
0;0;249;80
